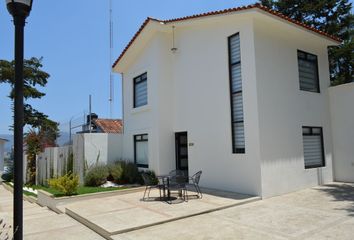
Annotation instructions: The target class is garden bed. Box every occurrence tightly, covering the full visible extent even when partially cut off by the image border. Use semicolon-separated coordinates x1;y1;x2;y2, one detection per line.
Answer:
36;185;145;213
31;185;131;197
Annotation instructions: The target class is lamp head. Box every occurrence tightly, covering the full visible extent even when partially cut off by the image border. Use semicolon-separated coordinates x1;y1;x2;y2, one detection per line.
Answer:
5;0;33;18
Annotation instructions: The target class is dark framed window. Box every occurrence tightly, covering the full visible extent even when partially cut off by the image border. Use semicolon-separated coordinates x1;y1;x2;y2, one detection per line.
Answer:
298;50;320;93
134;134;148;168
133;72;147;108
302;126;325;169
228;33;245;154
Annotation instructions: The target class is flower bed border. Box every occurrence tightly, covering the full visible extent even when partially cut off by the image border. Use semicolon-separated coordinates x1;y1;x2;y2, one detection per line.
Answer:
37;186;146;213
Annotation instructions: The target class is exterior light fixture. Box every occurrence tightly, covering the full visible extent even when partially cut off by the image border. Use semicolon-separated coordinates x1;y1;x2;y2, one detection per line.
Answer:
5;0;33;239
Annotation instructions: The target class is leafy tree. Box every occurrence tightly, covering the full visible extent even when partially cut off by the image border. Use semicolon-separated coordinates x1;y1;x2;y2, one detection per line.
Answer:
0;57;59;184
0;57;55;127
259;0;353;85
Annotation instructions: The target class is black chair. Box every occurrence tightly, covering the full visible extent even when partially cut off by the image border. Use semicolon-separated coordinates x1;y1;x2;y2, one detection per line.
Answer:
141;173;163;201
168;174;188;202
169;169;186;177
187;171;202;198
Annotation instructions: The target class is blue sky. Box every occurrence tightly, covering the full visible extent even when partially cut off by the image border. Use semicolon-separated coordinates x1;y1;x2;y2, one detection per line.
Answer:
0;0;256;134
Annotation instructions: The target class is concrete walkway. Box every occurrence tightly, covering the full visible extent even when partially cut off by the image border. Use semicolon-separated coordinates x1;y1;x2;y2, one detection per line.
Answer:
63;187;259;238
111;183;354;240
0;185;104;240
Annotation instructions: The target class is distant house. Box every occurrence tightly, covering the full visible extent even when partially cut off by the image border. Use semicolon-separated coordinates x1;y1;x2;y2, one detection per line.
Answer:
112;4;341;198
0;138;8;173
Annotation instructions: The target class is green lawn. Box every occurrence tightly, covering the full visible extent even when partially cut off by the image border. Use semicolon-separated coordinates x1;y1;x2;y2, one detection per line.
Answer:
32;185;129;197
4;181;131;198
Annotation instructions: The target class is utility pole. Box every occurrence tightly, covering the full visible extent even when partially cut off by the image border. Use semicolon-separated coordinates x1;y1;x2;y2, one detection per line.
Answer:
109;0;114;118
89;94;92;133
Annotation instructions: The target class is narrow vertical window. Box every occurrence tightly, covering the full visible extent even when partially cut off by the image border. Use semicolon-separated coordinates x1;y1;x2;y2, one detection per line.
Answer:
298;50;320;92
228;33;245;153
134;72;147;108
134;134;148;168
302;127;325;169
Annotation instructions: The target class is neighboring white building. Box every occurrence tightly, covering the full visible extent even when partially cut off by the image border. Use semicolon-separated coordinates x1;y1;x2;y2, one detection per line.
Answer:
112;4;341;198
0;138;8;173
329;82;354;183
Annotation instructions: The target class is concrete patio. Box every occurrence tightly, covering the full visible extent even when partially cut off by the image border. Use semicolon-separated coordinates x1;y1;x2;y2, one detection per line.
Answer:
1;182;354;239
62;188;259;238
112;183;354;240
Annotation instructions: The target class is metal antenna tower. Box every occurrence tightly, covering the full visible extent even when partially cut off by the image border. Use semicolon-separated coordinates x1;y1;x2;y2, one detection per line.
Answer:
109;0;114;118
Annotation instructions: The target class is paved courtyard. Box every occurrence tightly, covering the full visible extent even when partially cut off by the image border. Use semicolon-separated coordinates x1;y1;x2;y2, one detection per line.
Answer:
0;185;104;240
62;187;258;237
1;183;354;240
111;183;354;240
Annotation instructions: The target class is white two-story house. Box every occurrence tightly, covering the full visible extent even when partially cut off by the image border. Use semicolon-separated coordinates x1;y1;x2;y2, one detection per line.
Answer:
112;4;341;198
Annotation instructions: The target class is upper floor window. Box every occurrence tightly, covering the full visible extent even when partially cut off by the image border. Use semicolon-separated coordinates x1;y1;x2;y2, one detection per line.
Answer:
134;72;147;108
298;50;320;93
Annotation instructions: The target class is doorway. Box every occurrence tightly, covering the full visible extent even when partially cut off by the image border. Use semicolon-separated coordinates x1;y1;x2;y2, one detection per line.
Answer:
175;132;188;173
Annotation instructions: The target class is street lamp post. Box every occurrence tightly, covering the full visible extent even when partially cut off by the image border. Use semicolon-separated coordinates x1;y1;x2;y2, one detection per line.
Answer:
5;1;33;239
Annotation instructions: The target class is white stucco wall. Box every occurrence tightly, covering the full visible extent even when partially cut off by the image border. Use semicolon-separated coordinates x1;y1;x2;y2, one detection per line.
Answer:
73;133;123;183
329;82;354;183
170;15;262;195
119;13;263;196
115;10;337;197
253;17;334;197
0;139;6;173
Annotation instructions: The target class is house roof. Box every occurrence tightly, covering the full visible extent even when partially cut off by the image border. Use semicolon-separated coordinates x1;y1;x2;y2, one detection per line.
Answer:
112;3;342;69
93;119;123;134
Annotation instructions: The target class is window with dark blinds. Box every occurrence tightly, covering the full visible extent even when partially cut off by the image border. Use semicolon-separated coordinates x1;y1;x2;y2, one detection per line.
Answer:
298;50;320;93
228;33;245;154
302;127;325;169
134;73;147;108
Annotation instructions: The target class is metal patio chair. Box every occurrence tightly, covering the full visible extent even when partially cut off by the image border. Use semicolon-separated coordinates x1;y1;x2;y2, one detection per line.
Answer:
168;174;188;202
187;171;203;198
141;173;163;201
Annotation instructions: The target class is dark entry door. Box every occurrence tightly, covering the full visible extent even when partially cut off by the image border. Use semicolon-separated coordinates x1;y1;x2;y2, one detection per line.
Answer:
175;132;188;171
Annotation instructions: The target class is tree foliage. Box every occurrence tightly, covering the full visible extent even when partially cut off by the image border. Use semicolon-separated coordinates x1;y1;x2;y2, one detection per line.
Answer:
0;57;58;128
0;57;59;184
259;0;353;85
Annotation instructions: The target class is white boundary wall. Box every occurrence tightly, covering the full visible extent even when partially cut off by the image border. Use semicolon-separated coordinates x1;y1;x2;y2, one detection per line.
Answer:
73;133;123;184
36;146;72;185
35;133;123;185
329;82;354;183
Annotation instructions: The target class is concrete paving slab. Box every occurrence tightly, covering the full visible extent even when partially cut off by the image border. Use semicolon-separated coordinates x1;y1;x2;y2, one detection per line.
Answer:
24;224;105;240
64;188;259;236
0;185;105;240
111;183;354;240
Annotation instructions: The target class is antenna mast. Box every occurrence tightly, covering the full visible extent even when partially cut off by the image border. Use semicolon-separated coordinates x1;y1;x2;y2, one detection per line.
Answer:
109;0;114;118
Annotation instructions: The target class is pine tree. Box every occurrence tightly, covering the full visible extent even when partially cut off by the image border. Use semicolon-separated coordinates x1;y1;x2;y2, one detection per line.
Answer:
260;0;353;85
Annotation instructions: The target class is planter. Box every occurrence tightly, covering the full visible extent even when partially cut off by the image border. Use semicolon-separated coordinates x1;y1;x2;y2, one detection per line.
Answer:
37;186;146;213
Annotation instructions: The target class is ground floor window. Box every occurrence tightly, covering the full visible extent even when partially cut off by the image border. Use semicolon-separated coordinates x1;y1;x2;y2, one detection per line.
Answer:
302;126;325;169
134;134;148;168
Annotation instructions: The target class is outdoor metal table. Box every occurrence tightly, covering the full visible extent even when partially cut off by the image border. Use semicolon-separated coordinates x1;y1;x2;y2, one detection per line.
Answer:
157;174;171;200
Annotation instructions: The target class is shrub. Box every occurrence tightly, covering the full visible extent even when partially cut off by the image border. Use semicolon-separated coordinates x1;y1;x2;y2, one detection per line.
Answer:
84;164;109;187
48;173;79;196
141;170;158;185
1;164;14;182
108;162;124;183
122;162;140;184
